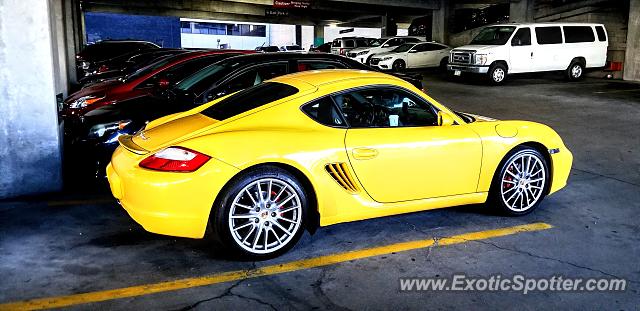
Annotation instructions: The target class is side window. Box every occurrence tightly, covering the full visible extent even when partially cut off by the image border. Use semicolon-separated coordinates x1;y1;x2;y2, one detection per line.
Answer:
411;44;426;52
297;61;345;71
344;40;355;48
563;26;595;43
595;26;607;41
355;39;368;47
301;97;345;127
213;63;288;99
423;43;443;51
511;27;531;46
384;39;402;47
331;87;438;128
405;38;421;43
535;26;563;44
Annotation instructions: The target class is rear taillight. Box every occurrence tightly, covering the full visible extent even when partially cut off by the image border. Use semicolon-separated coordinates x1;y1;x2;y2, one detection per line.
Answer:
339;48;345;55
139;147;210;172
98;65;109;72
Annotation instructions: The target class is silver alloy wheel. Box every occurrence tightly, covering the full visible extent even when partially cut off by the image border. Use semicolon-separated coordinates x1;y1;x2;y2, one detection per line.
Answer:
492;68;505;82
571;64;582;78
228;178;302;254
500;151;546;212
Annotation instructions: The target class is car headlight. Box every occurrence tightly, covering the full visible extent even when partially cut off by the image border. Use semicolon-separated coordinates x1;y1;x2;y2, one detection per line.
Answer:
88;120;131;139
474;54;488;65
381;56;393;61
357;50;369;56
69;95;104;109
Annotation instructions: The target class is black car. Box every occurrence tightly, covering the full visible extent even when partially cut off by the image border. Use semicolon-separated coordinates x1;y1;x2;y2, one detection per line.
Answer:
255;46;280;53
310;42;331;53
72;53;423;178
78;49;189;86
76;40;160;78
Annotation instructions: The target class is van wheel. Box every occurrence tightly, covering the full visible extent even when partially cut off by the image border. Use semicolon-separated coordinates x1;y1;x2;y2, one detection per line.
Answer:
488;63;507;85
566;61;584;81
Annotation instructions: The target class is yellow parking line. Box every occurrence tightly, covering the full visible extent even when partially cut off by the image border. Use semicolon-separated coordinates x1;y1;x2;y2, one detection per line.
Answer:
0;222;552;311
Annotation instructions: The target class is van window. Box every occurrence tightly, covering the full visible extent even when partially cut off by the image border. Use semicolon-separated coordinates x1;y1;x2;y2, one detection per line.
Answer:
535;26;562;44
563;26;595;43
511;28;531;46
344;40;355;48
355;39;369;47
595;26;607;41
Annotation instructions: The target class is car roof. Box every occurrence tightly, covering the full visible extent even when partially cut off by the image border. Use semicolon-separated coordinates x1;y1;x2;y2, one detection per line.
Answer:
270;69;404;88
221;52;352;63
491;22;605;27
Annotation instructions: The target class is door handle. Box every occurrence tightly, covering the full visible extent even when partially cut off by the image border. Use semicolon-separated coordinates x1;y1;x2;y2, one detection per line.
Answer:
352;147;378;160
530;52;534;57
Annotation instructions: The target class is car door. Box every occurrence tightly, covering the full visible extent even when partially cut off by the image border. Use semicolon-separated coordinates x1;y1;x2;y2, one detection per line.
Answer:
406;43;425;68
335;86;482;203
509;27;534;73
421;43;447;67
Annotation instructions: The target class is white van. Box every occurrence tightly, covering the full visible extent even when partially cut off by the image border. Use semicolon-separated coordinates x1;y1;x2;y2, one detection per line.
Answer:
447;23;608;84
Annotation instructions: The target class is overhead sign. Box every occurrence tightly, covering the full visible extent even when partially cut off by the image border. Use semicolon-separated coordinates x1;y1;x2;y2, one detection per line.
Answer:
339;28;354;34
265;8;289;16
273;0;311;9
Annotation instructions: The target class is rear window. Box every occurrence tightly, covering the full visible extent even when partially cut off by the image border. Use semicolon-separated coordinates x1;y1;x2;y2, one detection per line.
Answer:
595;26;607;41
535;26;563;44
563;26;595;43
201;82;298;121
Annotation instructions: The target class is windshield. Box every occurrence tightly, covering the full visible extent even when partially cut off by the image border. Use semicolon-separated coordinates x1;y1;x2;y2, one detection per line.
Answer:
393;43;415;53
369;39;386;47
470;26;516;45
173;63;231;93
124;57;175;82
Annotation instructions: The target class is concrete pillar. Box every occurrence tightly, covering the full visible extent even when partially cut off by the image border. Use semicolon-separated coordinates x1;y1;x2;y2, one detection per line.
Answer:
624;0;640;81
509;0;534;23
432;0;449;43
313;23;324;47
0;0;64;198
295;24;302;46
381;14;397;37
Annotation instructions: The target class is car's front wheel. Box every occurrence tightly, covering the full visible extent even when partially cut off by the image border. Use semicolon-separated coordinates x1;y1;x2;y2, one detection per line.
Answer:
211;166;307;259
392;59;406;71
488;63;507;84
489;146;549;216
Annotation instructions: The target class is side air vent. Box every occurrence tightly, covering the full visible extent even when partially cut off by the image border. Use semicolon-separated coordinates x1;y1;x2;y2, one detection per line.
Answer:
325;163;359;193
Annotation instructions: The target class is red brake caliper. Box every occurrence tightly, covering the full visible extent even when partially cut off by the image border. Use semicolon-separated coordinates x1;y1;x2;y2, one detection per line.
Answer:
504;165;514;190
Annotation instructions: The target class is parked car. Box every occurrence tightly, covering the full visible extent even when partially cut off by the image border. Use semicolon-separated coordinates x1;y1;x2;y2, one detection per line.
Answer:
70;53;423;177
330;37;371;56
280;45;305;53
447;23;608;84
370;42;451;71
347;36;424;65
309;42;331;53
76;40;160;78
106;69;573;259
78;49;189;86
255;46;280;53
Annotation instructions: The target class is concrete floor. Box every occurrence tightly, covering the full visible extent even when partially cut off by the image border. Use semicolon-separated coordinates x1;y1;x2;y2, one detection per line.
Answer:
1;72;639;310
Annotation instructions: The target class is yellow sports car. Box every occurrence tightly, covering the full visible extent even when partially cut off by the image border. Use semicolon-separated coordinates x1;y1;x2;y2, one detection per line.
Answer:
107;69;572;259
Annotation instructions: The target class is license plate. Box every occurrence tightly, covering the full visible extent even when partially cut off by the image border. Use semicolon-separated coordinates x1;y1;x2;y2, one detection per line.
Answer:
454;70;461;76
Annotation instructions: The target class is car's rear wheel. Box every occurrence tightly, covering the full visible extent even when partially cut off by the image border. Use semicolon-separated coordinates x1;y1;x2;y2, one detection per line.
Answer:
211;166;307;259
489;146;549;216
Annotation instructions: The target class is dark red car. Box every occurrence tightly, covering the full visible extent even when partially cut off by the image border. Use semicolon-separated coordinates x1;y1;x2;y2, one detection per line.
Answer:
62;50;253;119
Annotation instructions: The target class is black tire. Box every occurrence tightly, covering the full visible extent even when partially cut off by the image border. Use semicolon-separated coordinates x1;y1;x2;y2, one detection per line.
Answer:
392;59;406;71
365;55;373;66
566;61;585;81
487;63;507;85
488;146;550;216
439;57;449;72
210;165;308;260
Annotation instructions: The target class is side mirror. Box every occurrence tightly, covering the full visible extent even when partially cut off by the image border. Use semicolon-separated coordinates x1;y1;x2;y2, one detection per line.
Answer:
408;49;418;53
438;111;455;126
157;78;170;89
382;44;390;48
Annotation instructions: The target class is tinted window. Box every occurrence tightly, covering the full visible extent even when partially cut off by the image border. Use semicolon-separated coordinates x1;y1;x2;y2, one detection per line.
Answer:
470;26;516;45
394;44;415;53
511;27;531;46
595;26;607;41
403;38;421;43
301;97;345;127
297;61;346;71
332;87;438;128
201;82;298;121
535;26;563;44
161;55;237;83
211;63;288;98
563;26;595;43
355;39;369;47
423;43;445;51
385;39;403;47
344;40;355;48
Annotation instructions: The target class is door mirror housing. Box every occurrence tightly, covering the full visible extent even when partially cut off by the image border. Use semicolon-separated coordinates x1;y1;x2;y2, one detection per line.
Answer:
156;78;170;89
437;111;455;126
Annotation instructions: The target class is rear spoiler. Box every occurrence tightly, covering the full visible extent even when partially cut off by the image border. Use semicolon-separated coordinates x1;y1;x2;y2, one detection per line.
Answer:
118;135;148;155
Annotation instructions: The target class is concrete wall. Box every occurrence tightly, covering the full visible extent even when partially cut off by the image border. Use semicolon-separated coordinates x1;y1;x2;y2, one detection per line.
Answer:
0;0;63;198
624;0;640;81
